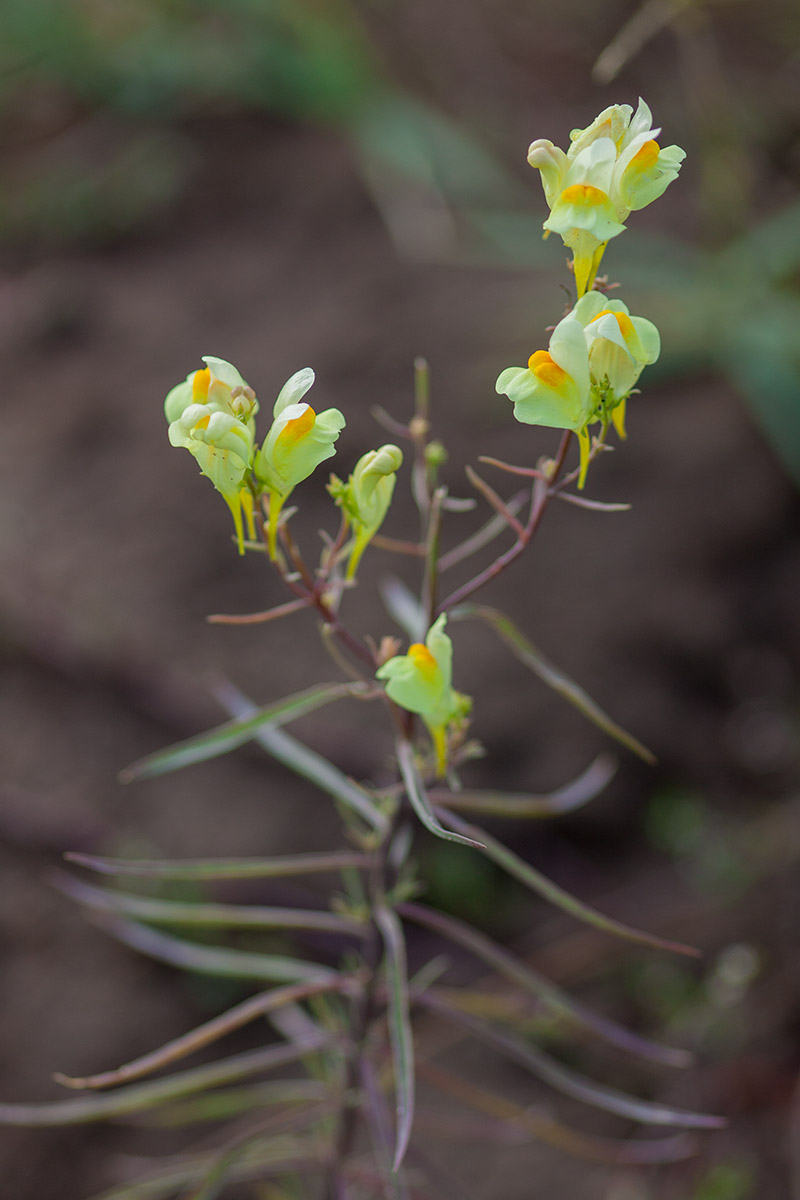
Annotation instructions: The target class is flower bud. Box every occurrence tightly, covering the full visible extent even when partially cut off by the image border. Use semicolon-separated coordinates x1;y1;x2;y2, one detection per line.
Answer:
329;444;403;579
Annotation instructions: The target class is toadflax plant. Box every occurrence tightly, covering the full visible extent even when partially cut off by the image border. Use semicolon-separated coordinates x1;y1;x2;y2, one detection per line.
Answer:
1;100;723;1199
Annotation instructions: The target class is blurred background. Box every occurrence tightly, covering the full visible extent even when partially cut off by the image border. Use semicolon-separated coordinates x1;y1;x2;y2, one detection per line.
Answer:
1;1;799;1197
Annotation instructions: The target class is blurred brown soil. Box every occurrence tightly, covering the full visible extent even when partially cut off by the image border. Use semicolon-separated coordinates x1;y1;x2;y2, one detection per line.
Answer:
0;109;798;1200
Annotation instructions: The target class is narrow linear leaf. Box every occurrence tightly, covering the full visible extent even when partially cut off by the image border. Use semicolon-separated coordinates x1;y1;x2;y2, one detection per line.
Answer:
399;902;691;1067
556;492;631;512
55;875;367;938
136;1081;330;1128
375;905;415;1173
121;683;365;783
0;1040;329;1126
463;606;656;764
434;809;699;958
91;915;339;984
214;681;389;835
421;994;724;1130
418;1062;698;1165
55;978;352;1090
360;1057;410;1200
429;753;616;819
397;741;483;850
64;849;374;882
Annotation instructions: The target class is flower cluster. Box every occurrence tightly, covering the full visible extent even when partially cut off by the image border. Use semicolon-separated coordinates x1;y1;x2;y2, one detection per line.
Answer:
165;360;345;557
163;100;682;779
528;99;684;297
497;98;681;488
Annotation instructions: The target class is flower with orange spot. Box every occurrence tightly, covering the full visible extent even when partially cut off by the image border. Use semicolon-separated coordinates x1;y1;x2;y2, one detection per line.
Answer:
527;99;684;296
496;313;595;486
164;356;258;425
255;368;345;558
376;615;470;776
166;356;259;554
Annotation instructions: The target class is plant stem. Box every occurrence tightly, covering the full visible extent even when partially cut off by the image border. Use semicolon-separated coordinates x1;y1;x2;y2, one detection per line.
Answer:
436;430;571;614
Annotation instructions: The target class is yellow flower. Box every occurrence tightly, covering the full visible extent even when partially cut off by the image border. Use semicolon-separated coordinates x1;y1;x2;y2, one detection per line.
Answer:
255;368;345;558
527;99;685;296
166;357;258;554
496;313;594;486
376;615;470;776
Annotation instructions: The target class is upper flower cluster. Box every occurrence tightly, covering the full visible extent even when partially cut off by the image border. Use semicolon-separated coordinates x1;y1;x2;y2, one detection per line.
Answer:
528;99;685;296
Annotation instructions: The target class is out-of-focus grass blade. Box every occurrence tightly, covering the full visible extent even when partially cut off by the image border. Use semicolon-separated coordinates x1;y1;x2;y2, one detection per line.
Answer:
55;875;366;938
84;1140;326;1200
462;606;656;763
214;680;389;835
419;1062;698;1165
93;915;339;984
0;1040;328;1126
64;849;374;881
121;683;364;783
400;902;690;1068
435;809;699;958
422;994;724;1130
375;905;415;1173
379;576;427;642
397;741;483;850
429;753;616;819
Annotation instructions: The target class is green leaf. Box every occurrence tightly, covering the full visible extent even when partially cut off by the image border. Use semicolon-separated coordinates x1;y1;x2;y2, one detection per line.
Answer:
396;740;483;850
214;680;389;834
375;905;415;1173
422;993;724;1130
64;849;374;882
434;809;699;958
399;902;690;1067
121;682;365;783
94;915;339;984
0;1040;328;1126
462;606;656;763
428;753;616;818
55;875;365;937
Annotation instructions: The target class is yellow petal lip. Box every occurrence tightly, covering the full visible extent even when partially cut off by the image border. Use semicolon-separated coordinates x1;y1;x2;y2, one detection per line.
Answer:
592;309;635;339
408;644;439;682
528;350;569;390
192;367;211;402
629;139;660;172
193;412;211;431
276;404;316;446
560;183;609;206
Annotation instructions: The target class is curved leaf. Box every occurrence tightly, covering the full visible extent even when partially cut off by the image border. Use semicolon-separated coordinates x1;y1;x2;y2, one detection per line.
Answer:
397;741;483;850
64;849;374;882
422;993;724;1130
462;606;656;763
399;902;690;1067
429;753;616;818
434;809;699;957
